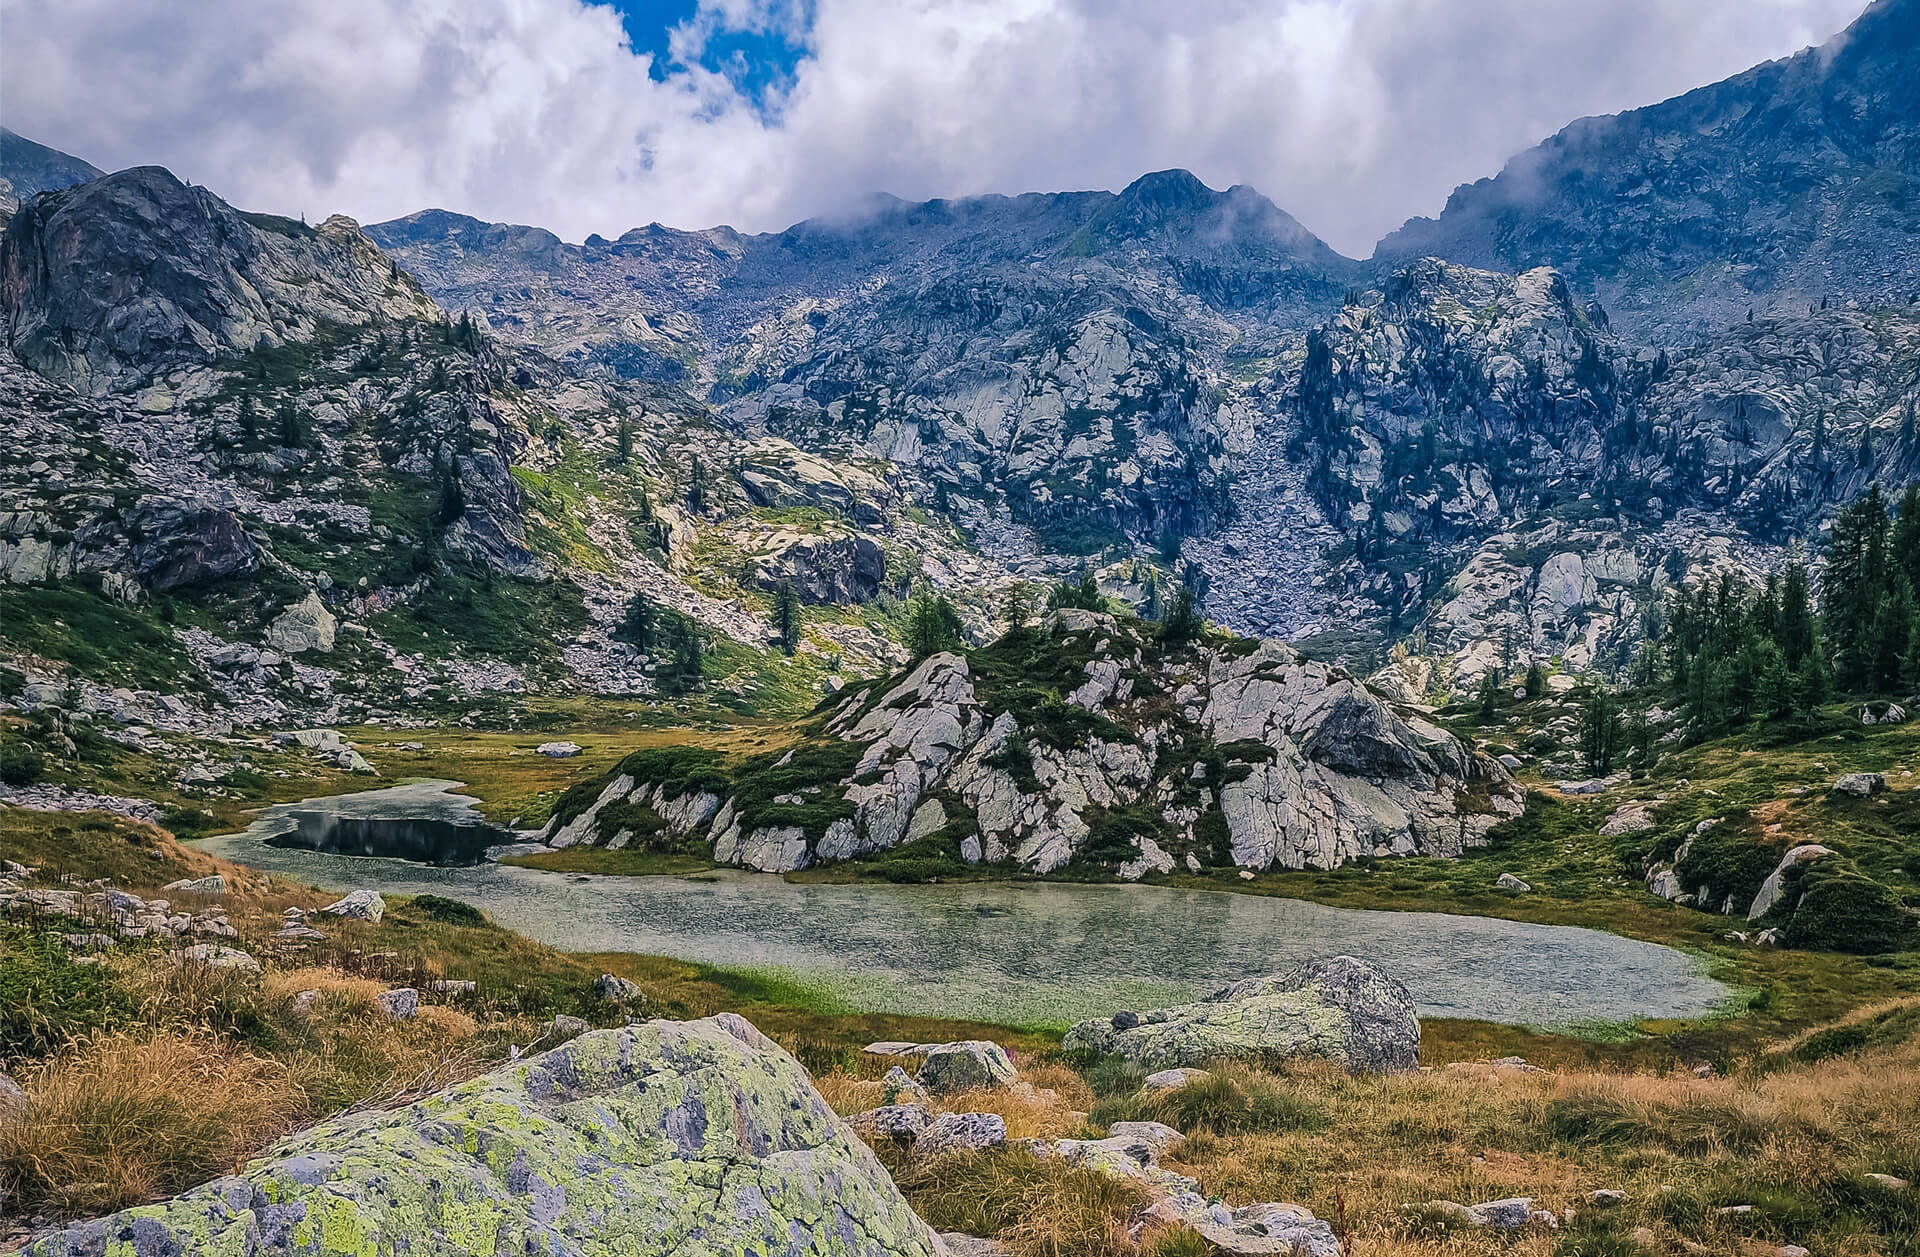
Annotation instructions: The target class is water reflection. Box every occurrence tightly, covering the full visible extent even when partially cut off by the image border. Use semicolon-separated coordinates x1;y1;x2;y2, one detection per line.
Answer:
265;811;508;866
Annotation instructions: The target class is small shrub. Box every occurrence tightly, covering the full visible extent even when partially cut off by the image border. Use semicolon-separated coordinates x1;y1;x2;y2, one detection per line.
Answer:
0;738;45;786
1139;1228;1215;1257
409;894;486;926
889;1148;1147;1257
0;930;132;1057
1780;859;1911;954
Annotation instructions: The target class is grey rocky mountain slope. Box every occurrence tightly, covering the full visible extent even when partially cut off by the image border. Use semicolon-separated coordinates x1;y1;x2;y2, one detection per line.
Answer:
370;171;1357;573
0;127;102;211
0;167;1009;736
1376;0;1920;340
2;166;439;393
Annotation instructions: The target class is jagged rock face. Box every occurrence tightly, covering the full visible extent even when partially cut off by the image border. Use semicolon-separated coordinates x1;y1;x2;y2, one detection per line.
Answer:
1202;641;1509;867
1062;955;1421;1073
24;1015;947;1257
1376;0;1920;339
546;613;1518;877
126;496;262;592
0;166;436;393
754;530;889;605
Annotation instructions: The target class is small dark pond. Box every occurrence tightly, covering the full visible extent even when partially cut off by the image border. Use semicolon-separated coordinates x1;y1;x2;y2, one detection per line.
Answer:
264;811;510;867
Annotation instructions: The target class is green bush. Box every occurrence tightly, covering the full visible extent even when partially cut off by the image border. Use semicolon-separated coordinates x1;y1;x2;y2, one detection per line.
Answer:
1674;821;1780;911
1780;860;1911;954
409;894;487;926
0;739;45;787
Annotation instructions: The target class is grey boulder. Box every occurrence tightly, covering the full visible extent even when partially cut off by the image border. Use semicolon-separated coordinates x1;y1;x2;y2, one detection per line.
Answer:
913;1040;1018;1093
1063;955;1419;1073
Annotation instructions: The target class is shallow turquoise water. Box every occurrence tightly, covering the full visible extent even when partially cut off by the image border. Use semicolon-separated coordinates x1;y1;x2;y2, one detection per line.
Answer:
200;781;1731;1030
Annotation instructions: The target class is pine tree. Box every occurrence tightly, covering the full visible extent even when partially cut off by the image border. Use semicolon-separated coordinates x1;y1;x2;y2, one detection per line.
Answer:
1826;485;1890;690
1047;570;1104;612
277;402;306;449
772;581;801;656
1475;672;1501;721
436;468;465;526
237;396;259;442
1524;663;1546;698
1893;483;1920;592
1159;586;1202;643
1777;561;1815;669
1580;690;1619;775
1870;577;1916;692
615;418;635;465
616;594;659;649
903;593;963;658
1000;584;1035;632
1628;710;1657;776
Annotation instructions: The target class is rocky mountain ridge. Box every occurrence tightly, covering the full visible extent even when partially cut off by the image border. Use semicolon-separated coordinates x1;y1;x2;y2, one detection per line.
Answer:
1376;0;1920;339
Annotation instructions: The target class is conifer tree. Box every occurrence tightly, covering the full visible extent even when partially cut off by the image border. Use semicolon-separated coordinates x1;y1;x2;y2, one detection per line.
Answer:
772;581;802;655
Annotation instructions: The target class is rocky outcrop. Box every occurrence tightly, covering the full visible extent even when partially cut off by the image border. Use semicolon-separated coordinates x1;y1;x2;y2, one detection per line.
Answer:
1062;955;1420;1073
25;1015;948;1257
126;496;262;592
1;166;437;392
544;612;1518;878
1747;844;1836;921
754;529;889;605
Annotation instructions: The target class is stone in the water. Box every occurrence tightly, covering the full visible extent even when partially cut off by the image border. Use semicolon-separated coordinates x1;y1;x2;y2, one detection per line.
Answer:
319;887;385;921
22;1016;946;1257
914;1040;1018;1093
1063;955;1420;1073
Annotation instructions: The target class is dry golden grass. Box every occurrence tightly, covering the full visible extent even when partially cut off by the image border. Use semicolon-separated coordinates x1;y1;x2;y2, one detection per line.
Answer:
0;1032;304;1216
887;1148;1150;1257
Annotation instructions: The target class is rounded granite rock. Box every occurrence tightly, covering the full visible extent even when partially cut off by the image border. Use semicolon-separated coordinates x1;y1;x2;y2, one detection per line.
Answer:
23;1014;947;1257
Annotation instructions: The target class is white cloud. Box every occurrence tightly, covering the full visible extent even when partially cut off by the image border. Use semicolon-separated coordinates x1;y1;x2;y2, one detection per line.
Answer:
0;0;1867;256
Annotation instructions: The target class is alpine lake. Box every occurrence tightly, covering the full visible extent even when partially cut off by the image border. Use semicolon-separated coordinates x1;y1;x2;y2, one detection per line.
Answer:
200;780;1732;1032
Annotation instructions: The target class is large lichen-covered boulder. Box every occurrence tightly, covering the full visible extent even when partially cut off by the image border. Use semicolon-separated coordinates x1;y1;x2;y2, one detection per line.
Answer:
1062;955;1419;1073
24;1014;949;1257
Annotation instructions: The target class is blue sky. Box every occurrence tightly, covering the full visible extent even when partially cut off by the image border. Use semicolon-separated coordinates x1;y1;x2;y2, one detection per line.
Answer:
604;0;811;104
